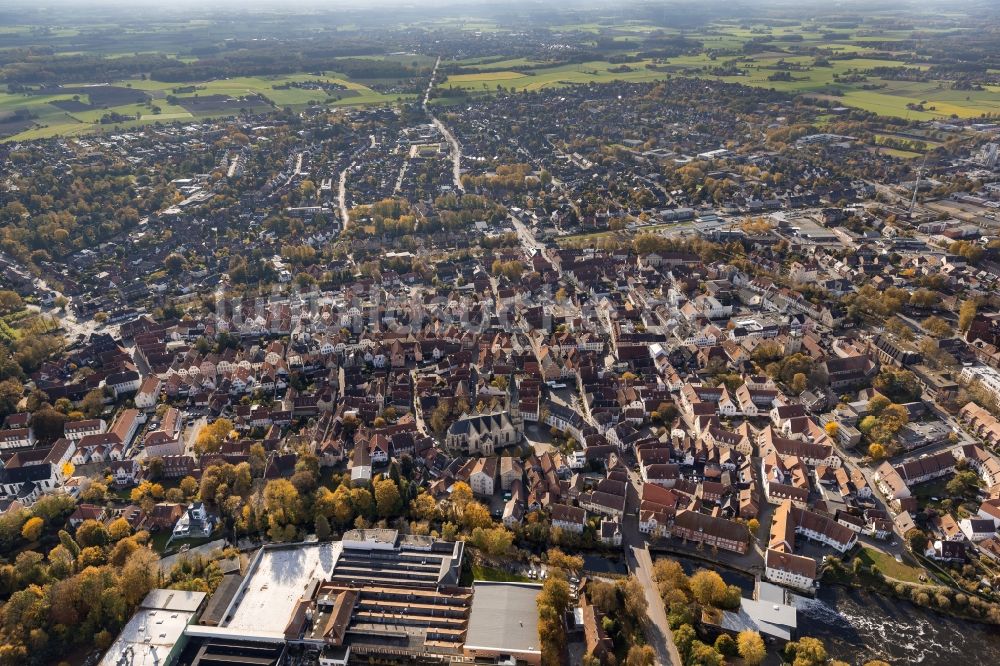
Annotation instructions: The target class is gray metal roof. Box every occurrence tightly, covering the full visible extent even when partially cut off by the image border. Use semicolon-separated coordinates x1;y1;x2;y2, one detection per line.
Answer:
466;582;543;655
140;588;207;612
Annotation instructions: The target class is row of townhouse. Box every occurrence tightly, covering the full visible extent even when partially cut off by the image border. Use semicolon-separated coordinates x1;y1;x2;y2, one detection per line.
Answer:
766;499;858;591
873;450;957;505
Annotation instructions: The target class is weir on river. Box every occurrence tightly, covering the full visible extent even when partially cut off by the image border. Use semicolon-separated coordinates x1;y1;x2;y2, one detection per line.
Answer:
797;585;1000;664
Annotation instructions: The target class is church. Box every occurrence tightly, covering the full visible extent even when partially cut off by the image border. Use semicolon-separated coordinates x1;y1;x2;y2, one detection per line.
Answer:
445;374;524;455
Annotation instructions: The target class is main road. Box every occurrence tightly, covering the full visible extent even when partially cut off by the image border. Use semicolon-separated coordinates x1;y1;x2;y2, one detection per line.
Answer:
509;213;545;255
423;56;464;192
338;166;350;229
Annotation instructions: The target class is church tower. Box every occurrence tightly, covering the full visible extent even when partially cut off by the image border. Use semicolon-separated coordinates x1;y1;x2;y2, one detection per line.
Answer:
507;372;523;435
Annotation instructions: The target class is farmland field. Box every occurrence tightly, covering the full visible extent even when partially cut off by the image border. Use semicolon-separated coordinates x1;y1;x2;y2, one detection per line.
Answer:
0;72;413;141
442;19;1000;120
3;14;1000;142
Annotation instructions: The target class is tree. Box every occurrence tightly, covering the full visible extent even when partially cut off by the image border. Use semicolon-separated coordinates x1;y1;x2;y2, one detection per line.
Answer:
690;569;727;607
0;378;23;418
673;623;696;662
922;315;953;338
470;526;513;556
688;640;724;666
195;418;233;455
547;548;584;573
587;580;620;614
164;253;186;274
180;476;199;498
409;492;439;521
867;443;887;460
946;470;981;499
625;645;656;666
107;517;132;542
31;494;75;524
737;630;766;665
873;368;921;403
80;389;106;418
450;481;473;513
714;633;737;657
618;575;648;623
20;517;43;542
264;479;301;540
785;636;827;666
75;519;108;548
349;487;373;518
429;403;450;434
145;456;164;481
652;558;690;602
538;573;571;614
870;402;908;444
0;290;23;314
461;501;492;530
791;372;808;395
950;240;984;264
441;522;458;541
314;514;331;540
824;421;840;439
374;478;402;518
959;299;978;333
58;530;80;559
906;528;929;553
537;574;570;666
119;546;159;606
32;408;68;442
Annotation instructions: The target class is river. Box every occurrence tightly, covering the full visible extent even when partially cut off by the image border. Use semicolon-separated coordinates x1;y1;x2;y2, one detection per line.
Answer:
798;585;1000;665
660;555;1000;664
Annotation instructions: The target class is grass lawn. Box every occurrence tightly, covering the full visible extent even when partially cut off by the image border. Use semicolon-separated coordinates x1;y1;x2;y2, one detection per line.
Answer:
913;478;950;502
877;147;923;160
150;531;173;553
151;532;217;556
857;547;925;584
472;564;530;583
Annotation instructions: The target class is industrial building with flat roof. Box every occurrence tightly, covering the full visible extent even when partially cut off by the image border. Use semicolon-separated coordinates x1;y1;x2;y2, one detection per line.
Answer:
464;582;543;666
155;530;538;666
101;589;207;666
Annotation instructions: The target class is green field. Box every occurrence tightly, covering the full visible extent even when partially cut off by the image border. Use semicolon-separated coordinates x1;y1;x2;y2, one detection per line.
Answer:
442;59;683;92
441;19;1000;120
443;50;1000;119
1;72;415;141
4;16;999;141
856;547;925;584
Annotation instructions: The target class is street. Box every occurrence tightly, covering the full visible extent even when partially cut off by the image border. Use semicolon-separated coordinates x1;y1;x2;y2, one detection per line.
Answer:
423;56;464;192
622;466;681;665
